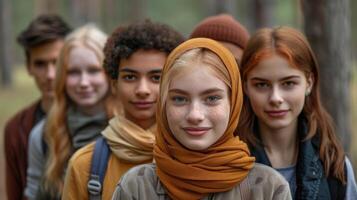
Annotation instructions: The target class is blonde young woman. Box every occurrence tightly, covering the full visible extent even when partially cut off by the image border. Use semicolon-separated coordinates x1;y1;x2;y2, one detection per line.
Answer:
24;24;114;200
112;38;292;200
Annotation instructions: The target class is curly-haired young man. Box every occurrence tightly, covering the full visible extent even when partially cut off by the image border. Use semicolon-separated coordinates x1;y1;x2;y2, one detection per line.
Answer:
4;14;71;200
62;19;184;200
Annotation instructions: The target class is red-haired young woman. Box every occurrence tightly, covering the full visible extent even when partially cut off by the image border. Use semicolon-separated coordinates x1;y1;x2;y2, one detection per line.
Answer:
238;26;357;200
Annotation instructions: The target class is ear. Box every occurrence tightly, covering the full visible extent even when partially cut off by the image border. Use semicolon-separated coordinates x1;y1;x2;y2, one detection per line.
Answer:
110;79;118;95
306;73;314;94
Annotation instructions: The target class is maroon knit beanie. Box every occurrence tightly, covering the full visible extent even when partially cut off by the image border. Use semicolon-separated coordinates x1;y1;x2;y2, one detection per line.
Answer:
190;14;250;49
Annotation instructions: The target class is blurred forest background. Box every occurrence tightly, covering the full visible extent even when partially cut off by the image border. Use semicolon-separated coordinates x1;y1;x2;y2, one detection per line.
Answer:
0;0;356;198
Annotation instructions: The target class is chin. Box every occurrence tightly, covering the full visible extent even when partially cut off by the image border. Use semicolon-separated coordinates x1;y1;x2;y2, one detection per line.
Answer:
265;121;291;130
135;111;155;119
76;100;98;108
184;142;210;151
43;93;55;100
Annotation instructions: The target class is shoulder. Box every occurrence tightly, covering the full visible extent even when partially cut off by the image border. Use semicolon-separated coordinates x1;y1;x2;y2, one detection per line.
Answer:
248;163;292;199
345;157;357;199
113;163;160;199
4;101;39;132
249;163;287;181
345;157;354;174
120;163;157;184
4;101;40;153
68;142;96;168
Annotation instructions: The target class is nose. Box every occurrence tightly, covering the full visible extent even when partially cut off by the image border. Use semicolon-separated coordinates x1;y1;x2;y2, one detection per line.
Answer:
269;86;283;106
186;101;204;124
135;78;150;98
79;72;90;88
46;64;56;81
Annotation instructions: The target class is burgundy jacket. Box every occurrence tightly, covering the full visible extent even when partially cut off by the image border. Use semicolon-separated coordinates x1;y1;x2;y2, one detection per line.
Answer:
4;100;42;200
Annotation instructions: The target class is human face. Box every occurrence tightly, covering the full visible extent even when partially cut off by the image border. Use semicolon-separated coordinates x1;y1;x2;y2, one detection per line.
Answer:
219;41;243;64
115;49;166;129
65;46;108;114
27;40;64;101
245;54;313;132
166;66;230;151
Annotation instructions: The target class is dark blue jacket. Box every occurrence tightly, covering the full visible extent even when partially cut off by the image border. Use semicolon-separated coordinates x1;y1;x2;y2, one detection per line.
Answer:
249;118;345;200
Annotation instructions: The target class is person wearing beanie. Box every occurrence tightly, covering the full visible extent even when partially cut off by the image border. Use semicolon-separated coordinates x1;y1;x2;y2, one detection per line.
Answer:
190;14;249;64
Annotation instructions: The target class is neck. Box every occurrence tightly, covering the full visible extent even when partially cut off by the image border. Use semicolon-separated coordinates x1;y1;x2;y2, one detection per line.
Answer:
135;119;155;130
77;103;106;116
259;119;299;168
126;115;155;130
40;97;53;113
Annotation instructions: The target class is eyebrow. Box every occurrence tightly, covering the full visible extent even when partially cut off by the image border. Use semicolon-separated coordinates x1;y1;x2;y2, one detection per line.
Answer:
169;88;225;95
119;67;162;74
250;75;301;82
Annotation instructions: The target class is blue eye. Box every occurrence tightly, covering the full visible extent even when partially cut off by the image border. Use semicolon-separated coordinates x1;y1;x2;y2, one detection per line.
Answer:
205;95;221;104
171;96;188;105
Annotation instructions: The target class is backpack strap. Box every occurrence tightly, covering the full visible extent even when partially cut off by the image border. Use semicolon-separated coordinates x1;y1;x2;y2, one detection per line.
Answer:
239;175;251;199
87;137;111;200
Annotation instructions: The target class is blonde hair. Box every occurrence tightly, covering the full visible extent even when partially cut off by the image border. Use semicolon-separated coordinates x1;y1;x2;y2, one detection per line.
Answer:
42;24;114;195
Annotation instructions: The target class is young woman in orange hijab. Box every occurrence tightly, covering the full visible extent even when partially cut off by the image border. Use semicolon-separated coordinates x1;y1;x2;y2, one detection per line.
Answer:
111;38;292;200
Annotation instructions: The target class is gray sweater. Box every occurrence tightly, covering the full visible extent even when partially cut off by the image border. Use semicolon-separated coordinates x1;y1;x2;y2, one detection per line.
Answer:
24;119;46;200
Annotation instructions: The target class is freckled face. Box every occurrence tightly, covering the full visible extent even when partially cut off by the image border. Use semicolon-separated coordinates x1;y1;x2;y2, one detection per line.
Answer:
166;66;230;151
245;54;313;132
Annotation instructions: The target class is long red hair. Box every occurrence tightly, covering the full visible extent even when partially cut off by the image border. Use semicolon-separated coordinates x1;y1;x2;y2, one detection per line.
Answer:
42;24;115;196
237;26;345;183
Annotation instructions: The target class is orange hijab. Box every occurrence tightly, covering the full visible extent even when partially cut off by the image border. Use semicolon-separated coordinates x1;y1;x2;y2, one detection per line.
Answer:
154;38;255;200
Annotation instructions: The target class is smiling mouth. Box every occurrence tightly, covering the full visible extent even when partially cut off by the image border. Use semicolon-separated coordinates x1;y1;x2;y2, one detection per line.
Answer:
131;101;155;109
182;127;211;136
78;92;93;98
265;110;289;117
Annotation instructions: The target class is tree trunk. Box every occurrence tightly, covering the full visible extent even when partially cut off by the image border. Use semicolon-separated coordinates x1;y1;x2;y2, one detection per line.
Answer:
252;0;275;29
202;0;236;16
86;0;101;24
302;0;352;151
69;0;85;26
129;0;146;21
34;0;58;14
0;0;13;87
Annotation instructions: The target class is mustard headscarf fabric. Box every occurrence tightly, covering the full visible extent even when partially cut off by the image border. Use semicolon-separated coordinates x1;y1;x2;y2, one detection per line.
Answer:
154;38;255;200
102;115;156;163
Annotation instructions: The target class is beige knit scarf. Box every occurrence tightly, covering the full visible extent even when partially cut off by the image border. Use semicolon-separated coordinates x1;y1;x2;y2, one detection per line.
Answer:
101;115;156;163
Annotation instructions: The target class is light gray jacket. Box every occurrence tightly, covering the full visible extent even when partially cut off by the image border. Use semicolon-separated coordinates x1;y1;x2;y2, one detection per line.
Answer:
112;163;292;200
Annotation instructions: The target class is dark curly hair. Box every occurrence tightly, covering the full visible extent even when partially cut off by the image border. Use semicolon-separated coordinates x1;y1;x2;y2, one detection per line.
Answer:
17;14;72;63
103;19;185;79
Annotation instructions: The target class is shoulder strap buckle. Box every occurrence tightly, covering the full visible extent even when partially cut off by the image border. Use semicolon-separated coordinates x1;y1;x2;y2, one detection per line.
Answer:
87;175;102;195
